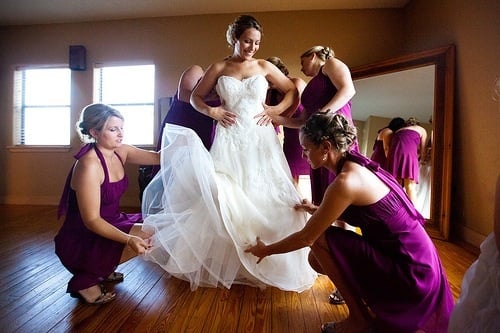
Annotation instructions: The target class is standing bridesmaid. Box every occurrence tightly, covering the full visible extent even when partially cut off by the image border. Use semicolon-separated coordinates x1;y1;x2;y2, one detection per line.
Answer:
269;46;357;305
140;65;221;191
300;46;358;205
270;45;358;205
157;65;221;152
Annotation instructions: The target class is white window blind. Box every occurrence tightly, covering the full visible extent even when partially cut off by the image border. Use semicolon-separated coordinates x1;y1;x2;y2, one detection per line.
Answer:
13;67;71;145
94;64;155;145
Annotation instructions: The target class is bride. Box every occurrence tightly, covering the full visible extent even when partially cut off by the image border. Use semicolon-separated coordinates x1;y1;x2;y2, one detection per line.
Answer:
141;15;317;292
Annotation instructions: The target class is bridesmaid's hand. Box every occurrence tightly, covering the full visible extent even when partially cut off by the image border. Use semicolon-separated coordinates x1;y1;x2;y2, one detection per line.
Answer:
254;102;279;126
254;111;273;126
245;237;268;264
127;235;152;255
294;199;318;215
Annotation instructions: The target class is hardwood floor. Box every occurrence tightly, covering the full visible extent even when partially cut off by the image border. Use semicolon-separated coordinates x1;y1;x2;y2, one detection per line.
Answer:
0;205;478;333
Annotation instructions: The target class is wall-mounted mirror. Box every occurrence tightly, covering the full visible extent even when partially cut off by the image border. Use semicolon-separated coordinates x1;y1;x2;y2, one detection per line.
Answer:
350;45;455;240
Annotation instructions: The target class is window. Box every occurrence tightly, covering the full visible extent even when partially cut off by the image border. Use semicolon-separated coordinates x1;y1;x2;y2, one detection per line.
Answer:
13;67;71;145
94;64;155;145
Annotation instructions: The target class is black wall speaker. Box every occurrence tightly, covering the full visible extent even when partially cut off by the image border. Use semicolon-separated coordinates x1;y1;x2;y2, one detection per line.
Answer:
69;45;86;71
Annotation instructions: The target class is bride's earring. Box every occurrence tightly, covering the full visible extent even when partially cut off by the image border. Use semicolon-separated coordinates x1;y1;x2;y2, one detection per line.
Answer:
322;154;327;161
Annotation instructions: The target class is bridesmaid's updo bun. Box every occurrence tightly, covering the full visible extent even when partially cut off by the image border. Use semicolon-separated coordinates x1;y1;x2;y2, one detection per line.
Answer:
226;15;263;47
300;46;335;62
76;103;123;143
266;56;289;76
301;112;357;153
405;117;419;126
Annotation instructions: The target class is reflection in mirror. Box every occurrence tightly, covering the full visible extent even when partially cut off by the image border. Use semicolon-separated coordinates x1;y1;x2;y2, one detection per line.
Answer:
352;65;435;219
350;45;455;240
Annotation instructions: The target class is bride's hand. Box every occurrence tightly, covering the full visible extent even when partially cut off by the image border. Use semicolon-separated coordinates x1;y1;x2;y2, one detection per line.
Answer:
212;106;237;128
245;237;267;264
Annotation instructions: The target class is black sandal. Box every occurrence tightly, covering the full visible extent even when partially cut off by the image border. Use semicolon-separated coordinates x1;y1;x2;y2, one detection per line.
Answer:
104;271;124;283
70;285;116;305
321;322;336;333
329;289;345;304
321;322;374;333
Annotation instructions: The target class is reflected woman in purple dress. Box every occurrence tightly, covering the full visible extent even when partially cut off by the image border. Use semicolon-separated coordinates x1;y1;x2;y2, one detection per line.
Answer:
370;117;405;170
386;117;428;204
246;112;454;333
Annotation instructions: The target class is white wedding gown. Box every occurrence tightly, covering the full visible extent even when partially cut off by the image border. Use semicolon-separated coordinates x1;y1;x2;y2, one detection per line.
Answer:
141;74;317;292
448;233;500;333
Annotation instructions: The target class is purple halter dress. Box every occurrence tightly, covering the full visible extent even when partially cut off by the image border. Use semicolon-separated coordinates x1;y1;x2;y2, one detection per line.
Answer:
386;129;421;183
326;151;454;333
301;66;358;204
55;144;141;293
158;95;219;151
282;104;310;178
150;95;221;178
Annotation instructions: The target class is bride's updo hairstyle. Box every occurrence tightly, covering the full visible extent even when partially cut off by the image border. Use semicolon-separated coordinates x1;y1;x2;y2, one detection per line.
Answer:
226;15;263;47
76;103;123;143
300;46;335;62
301;112;357;153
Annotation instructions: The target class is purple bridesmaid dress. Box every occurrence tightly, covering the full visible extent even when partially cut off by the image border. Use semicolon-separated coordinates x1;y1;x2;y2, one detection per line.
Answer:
158;95;219;151
55;144;141;294
386;129;421;183
282;104;310;178
326;151;453;332
301;67;358;204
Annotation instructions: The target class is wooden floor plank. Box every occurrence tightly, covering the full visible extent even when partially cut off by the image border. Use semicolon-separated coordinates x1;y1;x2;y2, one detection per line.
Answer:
270;286;290;332
203;284;245;333
297;285;323;331
113;267;177;332
236;286;272;333
0;262;70;328
312;275;349;324
129;278;190;333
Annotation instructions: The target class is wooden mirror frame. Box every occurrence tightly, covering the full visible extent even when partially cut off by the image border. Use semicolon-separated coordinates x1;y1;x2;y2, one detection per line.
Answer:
351;45;455;240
